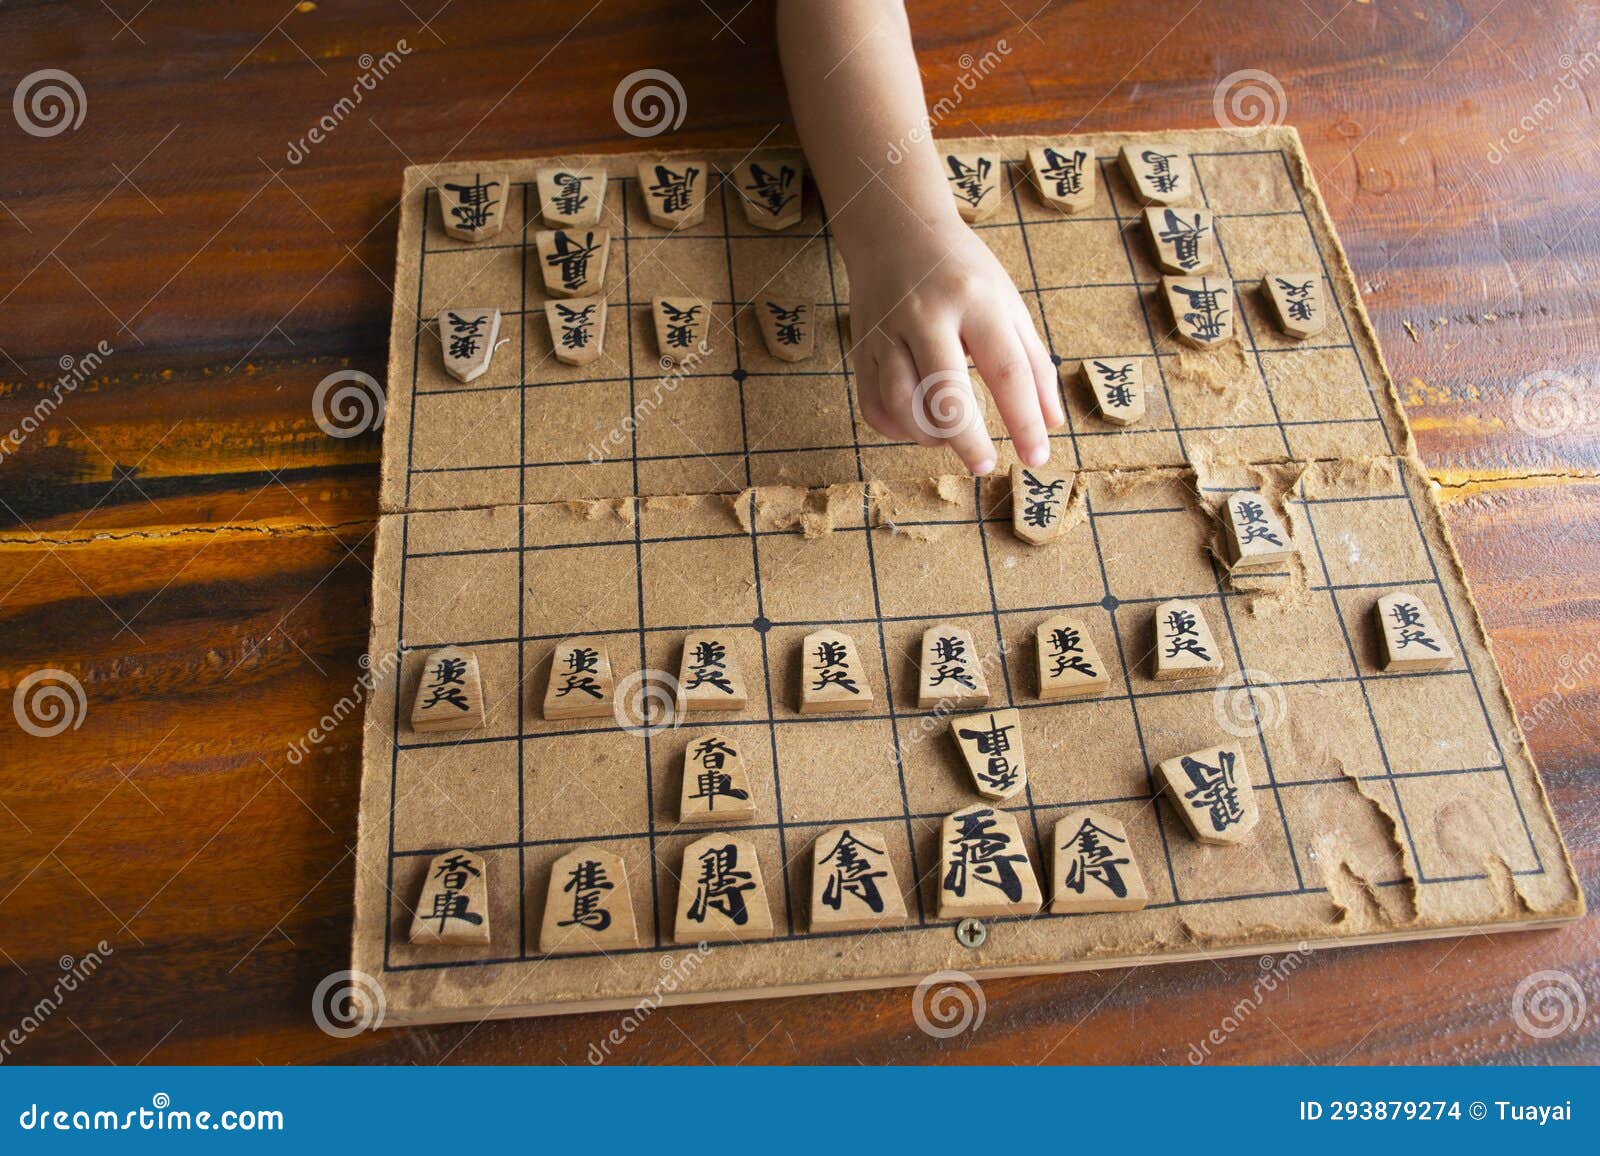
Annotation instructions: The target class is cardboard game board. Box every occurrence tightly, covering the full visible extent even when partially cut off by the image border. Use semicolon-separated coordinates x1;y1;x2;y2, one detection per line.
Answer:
353;129;1581;1026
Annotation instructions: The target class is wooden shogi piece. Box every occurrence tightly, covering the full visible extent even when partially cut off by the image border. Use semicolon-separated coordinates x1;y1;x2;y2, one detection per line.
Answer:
410;645;486;733
1162;275;1234;348
1224;490;1295;569
1028;143;1095;214
1011;463;1073;544
676;630;749;712
755;296;815;362
1263;272;1328;339
674;833;775;943
437;171;507;241
810;826;908;932
917;623;990;710
1050;810;1149;913
1144;206;1216;274
409;849;492;946
733;153;805;230
1035;614;1111;700
637;158;709;228
652;296;711;364
534;227;609;297
679;733;756;825
936;804;1042;919
543;297;607;367
943;152;1003;222
535;165;606;228
1155;744;1260;845
799;628;873;713
1375;591;1455;672
543;639;616;719
1118;144;1191;205
437;308;501;383
950;708;1027;801
1153;598;1224;680
538;846;640;954
1080;357;1146;425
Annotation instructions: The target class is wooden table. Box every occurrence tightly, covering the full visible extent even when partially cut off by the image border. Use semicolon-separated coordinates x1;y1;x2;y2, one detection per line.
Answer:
2;0;1594;1064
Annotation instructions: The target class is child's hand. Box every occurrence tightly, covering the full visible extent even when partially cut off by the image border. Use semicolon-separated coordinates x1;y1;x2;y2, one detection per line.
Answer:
847;218;1065;475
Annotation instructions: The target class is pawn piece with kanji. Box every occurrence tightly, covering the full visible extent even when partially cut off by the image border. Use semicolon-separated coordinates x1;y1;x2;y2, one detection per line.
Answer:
755;296;815;362
544;298;607;367
1035;614;1110;700
544;639;616;720
1262;272;1327;340
1223;490;1295;570
799;628;873;714
1011;463;1073;544
1153;599;1224;680
917;623;989;710
652;297;711;365
1080;357;1145;426
438;308;502;383
676;630;748;712
1375;591;1454;672
410;646;486;733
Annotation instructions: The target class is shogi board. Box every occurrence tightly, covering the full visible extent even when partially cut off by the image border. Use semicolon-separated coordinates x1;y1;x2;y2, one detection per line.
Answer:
353;130;1580;1026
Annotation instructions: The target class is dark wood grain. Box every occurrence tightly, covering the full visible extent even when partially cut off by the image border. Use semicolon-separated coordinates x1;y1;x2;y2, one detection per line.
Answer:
1;0;1596;1065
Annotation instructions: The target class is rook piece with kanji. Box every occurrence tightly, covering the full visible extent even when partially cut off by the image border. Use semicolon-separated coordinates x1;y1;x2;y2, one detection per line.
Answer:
674;833;775;943
810;826;908;932
733;154;805;230
1263;272;1327;339
1153;598;1224;680
1029;143;1095;214
1080;357;1146;426
937;805;1042;919
799;628;873;714
943;152;1002;222
755;296;815;362
1144;206;1215;274
409;849;492;946
951;708;1028;801
544;639;616;720
410;645;486;733
679;732;756;825
1011;463;1073;544
1036;614;1110;699
536;166;607;228
918;623;990;710
544;297;607;367
1224;490;1295;569
535;228;610;298
437;171;507;241
1156;745;1259;844
437;307;502;383
1163;276;1234;348
676;630;749;712
1375;591;1454;672
652;297;711;364
1118;144;1191;204
1051;810;1149;913
637;159;708;228
539;846;640;955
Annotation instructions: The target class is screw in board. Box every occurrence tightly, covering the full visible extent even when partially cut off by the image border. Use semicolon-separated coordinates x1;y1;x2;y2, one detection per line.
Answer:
955;917;986;949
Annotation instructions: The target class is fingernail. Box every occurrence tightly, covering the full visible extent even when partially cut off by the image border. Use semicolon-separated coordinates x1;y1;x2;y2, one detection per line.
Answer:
974;457;995;476
1026;445;1049;467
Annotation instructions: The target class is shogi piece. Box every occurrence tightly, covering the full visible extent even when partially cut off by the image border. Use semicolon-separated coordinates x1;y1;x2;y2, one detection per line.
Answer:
1376;591;1454;672
409;849;492;946
1144;206;1215;274
676;630;749;711
538;846;640;955
810;826;908;932
755;296;815;362
1263;272;1327;339
410;646;485;733
1162;276;1234;349
1029;143;1095;214
637;159;708;228
1051;811;1149;913
535;228;610;298
437;171;507;241
943;152;1003;222
798;628;872;713
1153;599;1224;680
1080;357;1145;426
917;623;990;710
544;298;607;367
733;153;805;230
679;733;755;824
1155;745;1259;845
1224;490;1295;569
536;166;606;228
543;639;616;719
674;833;775;943
1118;144;1191;205
652;297;711;364
437;308;501;383
1035;614;1110;700
937;805;1042;919
1011;464;1073;544
951;708;1027;801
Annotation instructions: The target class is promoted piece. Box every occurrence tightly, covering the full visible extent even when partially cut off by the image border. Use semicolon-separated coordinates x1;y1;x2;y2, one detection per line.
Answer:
1029;143;1095;213
1375;591;1455;672
674;834;775;943
679;733;755;825
1080;357;1145;425
539;846;640;954
1118;144;1191;204
437;171;507;241
734;153;805;230
535;228;609;297
409;849;492;946
1051;811;1149;913
1263;272;1327;339
676;630;749;711
543;639;616;720
1144;206;1215;273
1163;275;1234;348
799;628;873;714
937;805;1042;919
1155;745;1259;845
544;297;607;366
1011;463;1073;544
437;307;502;383
810;826;908;932
1153;598;1224;680
943;152;1003;222
637;159;709;228
917;623;990;710
652;296;711;364
1035;614;1110;700
536;166;606;228
1224;490;1295;568
755;296;815;362
410;646;486;733
951;708;1027;801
